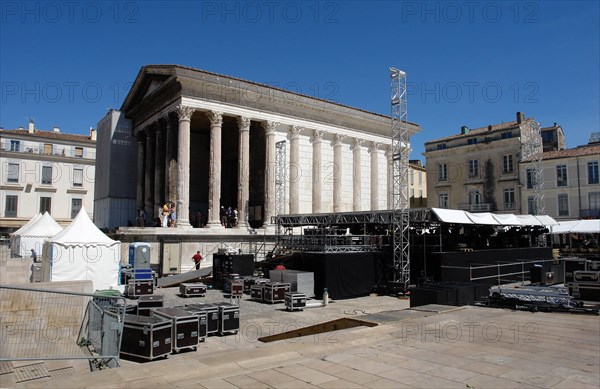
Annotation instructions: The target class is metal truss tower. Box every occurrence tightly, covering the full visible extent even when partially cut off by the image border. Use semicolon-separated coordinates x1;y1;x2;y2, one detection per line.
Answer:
275;140;287;218
524;120;545;215
390;67;410;290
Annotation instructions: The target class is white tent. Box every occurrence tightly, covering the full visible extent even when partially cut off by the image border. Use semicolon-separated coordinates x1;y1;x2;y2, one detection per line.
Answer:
44;206;122;291
14;212;63;257
465;212;499;225
551;220;600;234
10;213;41;256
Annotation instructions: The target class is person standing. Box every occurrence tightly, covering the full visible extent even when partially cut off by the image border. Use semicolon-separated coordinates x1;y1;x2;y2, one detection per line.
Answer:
191;251;203;270
162;202;170;227
31;248;38;262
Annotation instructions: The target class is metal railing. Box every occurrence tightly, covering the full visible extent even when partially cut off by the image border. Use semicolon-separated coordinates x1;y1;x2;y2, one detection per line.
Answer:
441;258;557;285
0;285;125;369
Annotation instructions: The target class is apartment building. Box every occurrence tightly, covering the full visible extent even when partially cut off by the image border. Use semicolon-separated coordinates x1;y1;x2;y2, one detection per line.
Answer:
0;121;96;233
409;160;427;208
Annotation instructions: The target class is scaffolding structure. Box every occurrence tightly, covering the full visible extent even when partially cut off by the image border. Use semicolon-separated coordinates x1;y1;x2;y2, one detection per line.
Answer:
390;67;410;291
523;120;545;215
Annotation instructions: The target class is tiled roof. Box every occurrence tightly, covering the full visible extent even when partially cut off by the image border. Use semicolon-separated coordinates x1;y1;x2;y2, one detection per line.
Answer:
0;129;95;143
539;144;600;161
425;120;525;144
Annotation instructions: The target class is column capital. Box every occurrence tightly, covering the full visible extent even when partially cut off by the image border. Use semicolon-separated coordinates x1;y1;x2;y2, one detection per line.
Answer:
384;144;393;157
207;111;223;127
262;120;279;135
310;129;324;143
368;142;380;153
333;133;345;146
351;138;363;150
237;116;251;131
175;105;195;121
289;125;303;138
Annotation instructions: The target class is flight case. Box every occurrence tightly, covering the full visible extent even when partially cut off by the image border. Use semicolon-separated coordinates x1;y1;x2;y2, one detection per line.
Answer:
215;302;240;335
186;303;219;336
174;305;208;342
120;314;172;360
179;283;207;297
263;282;290;303
137;295;164;316
285;292;306;311
152;307;199;352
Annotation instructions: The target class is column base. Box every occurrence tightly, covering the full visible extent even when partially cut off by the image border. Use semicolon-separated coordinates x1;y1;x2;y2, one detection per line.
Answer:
175;220;194;229
206;221;225;229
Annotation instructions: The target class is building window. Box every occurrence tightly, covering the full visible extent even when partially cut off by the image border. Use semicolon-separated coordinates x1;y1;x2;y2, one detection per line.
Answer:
6;163;19;183
39;196;51;214
503;188;515;209
5;195;17;217
73;168;83;187
501;132;512;139
527;196;537;215
468;159;479;177
418;171;422;184
439;193;449;208
558;194;569;216
41;166;53;185
71;198;82;219
437;144;447;150
503;155;513;173
469;190;481;205
542;131;555;143
467;138;477;145
9;140;20;152
589;161;599;184
556;165;568;187
526;168;536;189
44;144;53;154
75;147;83;158
589;192;600;210
438;164;448;181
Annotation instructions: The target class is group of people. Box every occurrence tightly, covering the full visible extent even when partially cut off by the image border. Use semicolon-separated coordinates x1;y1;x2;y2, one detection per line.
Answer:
220;206;238;228
161;201;176;227
133;202;176;227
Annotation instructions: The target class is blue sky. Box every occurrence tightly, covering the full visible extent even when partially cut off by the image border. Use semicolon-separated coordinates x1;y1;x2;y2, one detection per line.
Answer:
1;0;598;160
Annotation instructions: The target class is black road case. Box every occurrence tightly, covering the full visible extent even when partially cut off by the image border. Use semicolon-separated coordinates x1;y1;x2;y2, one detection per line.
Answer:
121;314;172;360
174;306;208;342
285;292;306;311
263;282;290;303
152;307;199;352
137;295;164;316
216;302;240;335
127;279;154;297
179;283;207;297
186;303;219;336
250;284;264;301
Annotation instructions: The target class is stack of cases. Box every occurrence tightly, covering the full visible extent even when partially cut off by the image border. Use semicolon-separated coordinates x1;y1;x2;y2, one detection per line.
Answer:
215;302;240;335
571;271;600;301
263;282;291;303
282;270;315;298
230;280;244;297
186;303;219;336
284;292;306;311
137;295;164;316
179;283;207;297
152;307;199;352
174;305;208;342
127;279;154;297
121;314;172;360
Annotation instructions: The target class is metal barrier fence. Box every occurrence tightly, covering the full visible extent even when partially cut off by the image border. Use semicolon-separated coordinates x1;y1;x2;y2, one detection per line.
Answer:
441;258;557;284
0;285;125;368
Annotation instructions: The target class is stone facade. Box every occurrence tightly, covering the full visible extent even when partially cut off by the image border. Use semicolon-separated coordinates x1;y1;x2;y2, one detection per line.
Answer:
116;65;422;229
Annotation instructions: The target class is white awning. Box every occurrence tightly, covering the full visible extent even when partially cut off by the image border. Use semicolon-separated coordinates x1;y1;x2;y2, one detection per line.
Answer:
533;215;559;226
431;208;474;224
551;220;600;234
491;214;523;226
465;212;500;225
515;215;543;226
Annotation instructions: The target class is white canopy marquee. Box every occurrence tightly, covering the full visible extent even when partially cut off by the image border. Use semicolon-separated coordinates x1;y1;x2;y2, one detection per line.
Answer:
14;212;63;257
430;208;558;227
551;220;600;234
43;206;122;291
10;213;42;256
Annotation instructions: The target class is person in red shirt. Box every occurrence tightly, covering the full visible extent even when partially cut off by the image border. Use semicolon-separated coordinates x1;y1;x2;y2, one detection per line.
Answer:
275;262;285;270
192;251;203;270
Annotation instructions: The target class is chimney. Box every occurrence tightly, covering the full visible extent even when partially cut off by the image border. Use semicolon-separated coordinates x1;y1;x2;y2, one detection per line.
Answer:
460;126;469;135
53;126;60;133
516;112;525;124
28;119;34;133
488;125;493;131
554;122;558;127
90;127;97;141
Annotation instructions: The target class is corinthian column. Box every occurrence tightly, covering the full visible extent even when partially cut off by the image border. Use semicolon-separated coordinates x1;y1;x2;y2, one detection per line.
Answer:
262;121;279;228
206;111;224;228
175;105;195;228
385;145;392;209
311;130;324;213
144;126;155;219
352;138;363;212
165;114;178;204
237;116;251;228
333;134;345;213
136;133;146;211
369;142;380;210
154;119;166;212
289;125;302;214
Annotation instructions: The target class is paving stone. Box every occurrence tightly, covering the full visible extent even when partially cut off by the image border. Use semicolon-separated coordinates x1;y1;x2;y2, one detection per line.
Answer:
13;363;49;383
